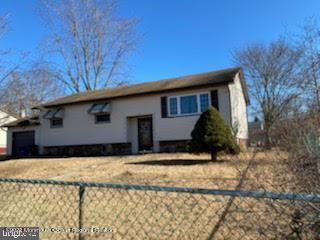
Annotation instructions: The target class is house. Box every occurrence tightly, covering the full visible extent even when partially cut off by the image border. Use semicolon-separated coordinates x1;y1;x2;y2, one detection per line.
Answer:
4;67;249;156
0;108;18;154
248;118;265;147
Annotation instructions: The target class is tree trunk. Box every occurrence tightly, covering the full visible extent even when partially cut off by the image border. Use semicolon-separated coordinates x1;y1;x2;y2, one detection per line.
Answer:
265;128;272;150
263;120;272;150
211;150;217;162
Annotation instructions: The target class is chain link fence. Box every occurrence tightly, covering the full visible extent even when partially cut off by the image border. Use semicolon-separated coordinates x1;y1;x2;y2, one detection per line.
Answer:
0;178;319;240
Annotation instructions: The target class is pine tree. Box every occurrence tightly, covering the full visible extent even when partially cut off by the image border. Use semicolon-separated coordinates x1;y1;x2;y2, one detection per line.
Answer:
188;107;240;161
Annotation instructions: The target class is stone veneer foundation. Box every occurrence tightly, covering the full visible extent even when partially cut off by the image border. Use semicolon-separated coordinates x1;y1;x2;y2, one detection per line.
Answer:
160;138;247;153
159;140;190;153
43;138;247;157
44;143;131;156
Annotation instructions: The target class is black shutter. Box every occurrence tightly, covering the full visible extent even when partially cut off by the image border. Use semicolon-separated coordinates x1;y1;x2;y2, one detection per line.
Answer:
211;90;219;110
161;96;168;118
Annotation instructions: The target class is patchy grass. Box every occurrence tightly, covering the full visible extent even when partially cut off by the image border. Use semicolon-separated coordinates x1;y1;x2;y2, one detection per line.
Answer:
0;151;256;188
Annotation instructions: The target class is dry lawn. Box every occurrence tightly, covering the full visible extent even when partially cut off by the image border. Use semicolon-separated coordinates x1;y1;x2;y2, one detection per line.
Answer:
1;150;313;240
0;151;256;188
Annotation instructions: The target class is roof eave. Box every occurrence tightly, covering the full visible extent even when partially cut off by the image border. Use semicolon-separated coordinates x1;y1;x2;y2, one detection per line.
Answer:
2;122;40;128
237;69;250;105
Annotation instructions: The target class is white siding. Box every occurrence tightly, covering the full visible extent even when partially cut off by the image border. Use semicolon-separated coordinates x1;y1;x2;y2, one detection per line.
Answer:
0;111;17;151
39;86;232;153
228;73;248;139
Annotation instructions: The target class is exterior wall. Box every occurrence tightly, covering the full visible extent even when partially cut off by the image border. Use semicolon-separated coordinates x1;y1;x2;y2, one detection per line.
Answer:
6;125;40;155
39;86;232;154
0;112;17;153
228;73;248;142
127;117;139;153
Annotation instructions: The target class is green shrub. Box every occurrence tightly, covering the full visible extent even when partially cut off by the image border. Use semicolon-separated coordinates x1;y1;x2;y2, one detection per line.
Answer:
188;106;240;161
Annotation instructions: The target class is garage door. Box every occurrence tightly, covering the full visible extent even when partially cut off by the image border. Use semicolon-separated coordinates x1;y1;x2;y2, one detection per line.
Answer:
12;131;35;156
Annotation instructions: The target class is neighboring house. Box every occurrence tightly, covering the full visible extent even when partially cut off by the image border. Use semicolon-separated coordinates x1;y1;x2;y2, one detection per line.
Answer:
4;67;249;156
248;119;265;147
0;109;18;154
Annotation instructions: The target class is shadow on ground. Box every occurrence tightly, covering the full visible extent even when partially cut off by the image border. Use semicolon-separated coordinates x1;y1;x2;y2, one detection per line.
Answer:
127;159;226;166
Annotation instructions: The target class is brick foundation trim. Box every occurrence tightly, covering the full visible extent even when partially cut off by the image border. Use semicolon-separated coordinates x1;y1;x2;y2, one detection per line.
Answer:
0;147;6;154
238;138;248;151
44;143;131;156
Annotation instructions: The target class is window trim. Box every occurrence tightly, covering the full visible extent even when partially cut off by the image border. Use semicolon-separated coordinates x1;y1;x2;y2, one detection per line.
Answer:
167;92;210;117
95;113;111;124
50;118;63;128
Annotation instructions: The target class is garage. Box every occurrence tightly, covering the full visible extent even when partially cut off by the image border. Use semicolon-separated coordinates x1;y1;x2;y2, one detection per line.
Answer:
12;131;35;156
2;116;40;156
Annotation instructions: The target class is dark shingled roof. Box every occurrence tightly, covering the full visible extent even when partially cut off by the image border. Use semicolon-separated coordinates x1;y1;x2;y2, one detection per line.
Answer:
41;67;249;108
2;116;40;128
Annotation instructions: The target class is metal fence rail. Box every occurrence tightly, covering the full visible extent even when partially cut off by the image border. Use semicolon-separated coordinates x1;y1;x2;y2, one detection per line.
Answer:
0;178;319;240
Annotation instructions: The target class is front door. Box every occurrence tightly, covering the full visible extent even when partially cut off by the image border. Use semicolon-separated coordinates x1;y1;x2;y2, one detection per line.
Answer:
138;117;153;151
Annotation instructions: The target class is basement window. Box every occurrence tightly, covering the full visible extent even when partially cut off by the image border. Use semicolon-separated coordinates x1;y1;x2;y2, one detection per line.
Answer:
50;118;63;128
95;114;110;124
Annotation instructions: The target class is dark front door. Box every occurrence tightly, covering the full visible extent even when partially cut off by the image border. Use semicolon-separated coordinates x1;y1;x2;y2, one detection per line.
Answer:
138;117;153;151
12;131;35;156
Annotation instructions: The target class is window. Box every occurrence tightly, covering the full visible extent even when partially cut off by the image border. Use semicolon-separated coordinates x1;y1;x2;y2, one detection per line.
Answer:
169;97;178;115
50;118;63;128
95;114;110;124
200;93;209;112
168;92;210;117
180;95;198;114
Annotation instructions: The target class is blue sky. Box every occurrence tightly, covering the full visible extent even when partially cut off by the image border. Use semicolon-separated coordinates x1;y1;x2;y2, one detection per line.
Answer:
0;0;319;84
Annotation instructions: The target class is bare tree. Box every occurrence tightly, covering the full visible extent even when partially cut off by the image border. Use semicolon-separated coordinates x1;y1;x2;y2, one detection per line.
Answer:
299;18;320;114
233;38;303;148
38;0;139;93
0;15;8;39
0;15;23;86
0;63;63;116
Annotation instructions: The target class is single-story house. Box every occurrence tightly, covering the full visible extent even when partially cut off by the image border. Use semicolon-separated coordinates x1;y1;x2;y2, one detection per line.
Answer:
4;67;249;156
0;108;18;154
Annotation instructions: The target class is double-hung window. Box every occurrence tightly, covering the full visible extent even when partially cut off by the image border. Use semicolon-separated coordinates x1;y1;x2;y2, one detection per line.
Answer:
169;97;178;115
168;92;210;117
200;93;209;112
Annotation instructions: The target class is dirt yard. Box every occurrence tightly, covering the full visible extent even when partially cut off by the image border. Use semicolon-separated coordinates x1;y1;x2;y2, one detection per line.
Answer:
0;151;258;189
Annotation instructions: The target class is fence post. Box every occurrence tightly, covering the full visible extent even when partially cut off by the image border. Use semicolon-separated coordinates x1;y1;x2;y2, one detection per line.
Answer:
79;185;85;240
